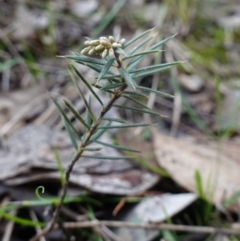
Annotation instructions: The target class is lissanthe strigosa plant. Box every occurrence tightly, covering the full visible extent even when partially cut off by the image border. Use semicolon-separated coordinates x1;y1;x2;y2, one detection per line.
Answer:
30;28;181;241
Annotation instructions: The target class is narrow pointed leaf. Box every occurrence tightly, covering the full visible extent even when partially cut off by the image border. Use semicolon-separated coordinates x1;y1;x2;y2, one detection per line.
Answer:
97;57;115;82
130;61;182;74
133;66;172;79
113;104;160;116
136;86;174;98
150;33;177;50
101;117;127;123
123;27;155;49
68;68;95;121
98;123;152;129
82;155;132;160
123;91;148;98
128;35;153;55
102;83;124;90
89;121;112;143
51;96;81;139
122;94;150;110
71;64;103;106
119;67;136;89
127;34;177;71
62;117;78;150
64;99;90;130
115;48;127;56
66;55;106;65
95;140;141;153
86;96;93;127
122;50;160;60
80;147;102;152
91;84;114;94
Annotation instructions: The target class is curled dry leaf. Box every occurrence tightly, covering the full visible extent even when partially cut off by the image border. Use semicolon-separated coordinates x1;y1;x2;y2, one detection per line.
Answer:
153;129;240;209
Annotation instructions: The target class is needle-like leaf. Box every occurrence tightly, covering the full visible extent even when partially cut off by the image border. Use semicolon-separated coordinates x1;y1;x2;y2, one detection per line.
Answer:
95;140;141;153
97;57;115;82
113;104;160;116
82;155;132;160
118;67;136;89
123;27;156;49
80;147;102;152
101;117;127;123
66;54;106;65
122;94;150;110
51;95;81;139
97;123;152;129
62;117;78;150
64;99;90;130
136;86;174;98
68;68;95;121
71;64;103;106
122;50;160;60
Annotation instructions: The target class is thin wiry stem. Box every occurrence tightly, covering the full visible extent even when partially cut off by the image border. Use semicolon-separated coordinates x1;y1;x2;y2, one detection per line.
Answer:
30;56;127;241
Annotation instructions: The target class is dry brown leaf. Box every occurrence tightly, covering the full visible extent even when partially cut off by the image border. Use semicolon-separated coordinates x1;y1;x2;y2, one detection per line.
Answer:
153;130;240;207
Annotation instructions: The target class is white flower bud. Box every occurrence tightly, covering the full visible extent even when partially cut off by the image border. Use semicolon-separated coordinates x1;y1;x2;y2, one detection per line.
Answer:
119;38;126;45
95;44;105;51
100;36;108;42
90;40;100;46
109;48;115;57
100;40;110;47
88;48;95;55
109;36;115;43
102;49;108;58
81;46;91;54
112;42;119;49
84;41;91;46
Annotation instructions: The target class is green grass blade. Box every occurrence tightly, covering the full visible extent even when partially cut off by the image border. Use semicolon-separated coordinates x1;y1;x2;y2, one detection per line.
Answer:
52;146;65;185
66;55;106;65
62;117;78;150
68;68;95;121
119;67;136;89
51;96;81;139
122;94;150;110
122;50;160;60
136;86;174;98
95;140;141;153
101;117;127;123
64;99;90;131
81;155;132;160
71;64;103;106
123;27;155;49
90;0;127;38
98;123;152;129
97;57;115;82
0;210;45;228
113;104;160;116
195;170;204;199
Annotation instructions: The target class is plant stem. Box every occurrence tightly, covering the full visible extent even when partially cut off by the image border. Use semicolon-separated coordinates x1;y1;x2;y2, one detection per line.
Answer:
30;70;127;241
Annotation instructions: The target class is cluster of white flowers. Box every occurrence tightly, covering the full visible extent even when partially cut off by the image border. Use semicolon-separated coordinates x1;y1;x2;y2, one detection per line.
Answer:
81;36;125;58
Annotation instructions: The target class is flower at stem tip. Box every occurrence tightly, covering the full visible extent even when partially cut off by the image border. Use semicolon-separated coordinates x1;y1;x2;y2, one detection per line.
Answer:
81;36;125;58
